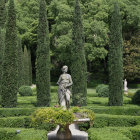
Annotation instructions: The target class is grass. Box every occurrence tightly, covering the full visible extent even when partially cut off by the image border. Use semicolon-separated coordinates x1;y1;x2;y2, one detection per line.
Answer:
0;85;140;140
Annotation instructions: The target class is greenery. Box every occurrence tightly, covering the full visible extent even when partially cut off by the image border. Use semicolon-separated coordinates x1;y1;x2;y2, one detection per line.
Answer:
108;2;123;106
36;0;50;107
1;0;18;107
18;86;33;96
132;90;140;105
23;46;30;86
96;84;109;97
0;0;6;28
71;0;87;106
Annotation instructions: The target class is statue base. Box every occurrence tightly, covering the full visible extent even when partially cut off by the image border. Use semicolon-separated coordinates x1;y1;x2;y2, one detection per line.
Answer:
48;123;88;140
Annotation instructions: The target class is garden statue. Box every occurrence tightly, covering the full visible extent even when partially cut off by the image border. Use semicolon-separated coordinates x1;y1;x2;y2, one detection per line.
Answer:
57;66;73;109
124;79;128;94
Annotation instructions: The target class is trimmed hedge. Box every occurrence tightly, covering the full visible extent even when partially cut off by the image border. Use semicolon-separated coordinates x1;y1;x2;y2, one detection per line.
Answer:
0;108;35;117
96;84;109;97
86;106;140;116
88;126;140;140
0;128;17;140
0;116;31;128
132;90;140;104
19;86;33;96
94;114;140;128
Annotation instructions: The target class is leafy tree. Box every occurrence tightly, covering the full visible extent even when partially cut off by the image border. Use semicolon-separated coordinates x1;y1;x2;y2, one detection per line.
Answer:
23;46;30;85
71;0;87;106
36;0;50;106
108;2;123;106
0;0;6;28
1;0;18;107
124;32;140;81
17;37;24;88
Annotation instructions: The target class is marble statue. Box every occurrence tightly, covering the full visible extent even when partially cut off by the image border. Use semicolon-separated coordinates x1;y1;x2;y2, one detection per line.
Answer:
57;66;73;109
124;79;128;94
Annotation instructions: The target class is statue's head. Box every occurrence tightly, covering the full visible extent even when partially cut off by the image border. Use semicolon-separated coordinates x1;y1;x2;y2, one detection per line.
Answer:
62;65;68;73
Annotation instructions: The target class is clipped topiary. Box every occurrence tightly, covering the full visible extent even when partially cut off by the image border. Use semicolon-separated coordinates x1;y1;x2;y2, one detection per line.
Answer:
96;84;109;97
132;90;140;104
19;86;33;96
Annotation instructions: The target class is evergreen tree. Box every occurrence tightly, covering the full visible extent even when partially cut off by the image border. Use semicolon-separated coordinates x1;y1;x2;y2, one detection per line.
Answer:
17;37;24;88
108;2;123;106
1;0;18;107
28;49;32;86
23;46;30;86
36;0;50;106
0;28;5;94
0;0;6;28
71;0;87;106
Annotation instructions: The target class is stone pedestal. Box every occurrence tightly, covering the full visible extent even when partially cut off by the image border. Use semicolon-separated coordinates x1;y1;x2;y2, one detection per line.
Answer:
48;123;88;140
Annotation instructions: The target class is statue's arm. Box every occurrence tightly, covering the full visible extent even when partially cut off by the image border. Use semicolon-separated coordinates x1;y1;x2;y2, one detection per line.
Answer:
57;75;62;85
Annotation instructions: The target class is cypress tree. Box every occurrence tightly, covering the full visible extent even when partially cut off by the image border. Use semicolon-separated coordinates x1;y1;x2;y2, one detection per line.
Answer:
0;28;5;94
28;49;32;86
17;37;24;88
23;46;30;86
36;0;50;106
71;0;87;106
0;0;6;28
108;2;123;106
1;0;18;107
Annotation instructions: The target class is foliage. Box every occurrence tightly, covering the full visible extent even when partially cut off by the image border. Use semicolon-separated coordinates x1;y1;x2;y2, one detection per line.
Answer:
23;46;30;86
132;90;140;105
96;84;109;97
28;49;32;85
71;0;87;106
17;37;24;88
31;107;94;128
124;32;140;81
18;86;33;96
0;28;5;95
1;0;18;107
108;2;123;106
0;0;6;28
36;0;50;107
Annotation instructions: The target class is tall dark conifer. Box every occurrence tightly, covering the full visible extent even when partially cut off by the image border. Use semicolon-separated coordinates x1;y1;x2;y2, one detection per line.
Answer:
0;0;6;28
108;2;123;106
36;0;50;106
71;0;87;106
17;37;24;88
1;0;18;107
28;49;32;86
23;46;30;86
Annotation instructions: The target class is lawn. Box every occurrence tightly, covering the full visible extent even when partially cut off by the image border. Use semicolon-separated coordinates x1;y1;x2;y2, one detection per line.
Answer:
0;85;140;140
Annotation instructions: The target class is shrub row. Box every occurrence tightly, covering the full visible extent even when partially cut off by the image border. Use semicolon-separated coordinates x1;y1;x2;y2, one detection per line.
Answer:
0;128;17;140
94;114;140;128
96;84;109;97
0;108;35;117
88;126;140;140
0;116;31;128
0;116;55;131
86;106;140;116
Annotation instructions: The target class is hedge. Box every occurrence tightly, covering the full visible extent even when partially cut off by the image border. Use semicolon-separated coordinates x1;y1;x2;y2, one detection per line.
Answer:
0;108;35;117
0;128;48;140
88;126;140;140
0;116;31;128
94;114;140;128
86;106;140;116
0;128;17;140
